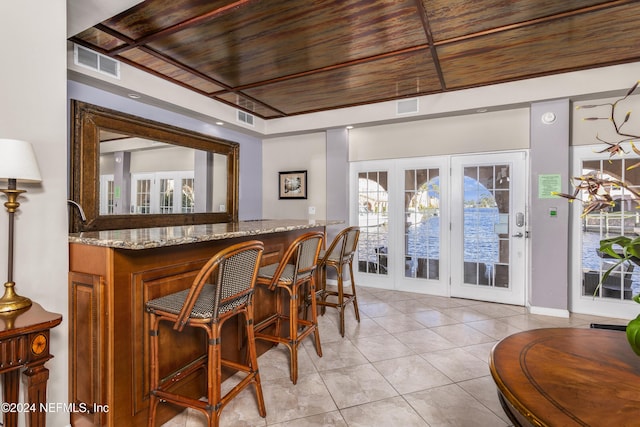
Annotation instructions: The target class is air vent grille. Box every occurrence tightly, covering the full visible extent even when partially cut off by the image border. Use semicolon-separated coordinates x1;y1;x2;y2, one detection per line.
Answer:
237;110;255;126
397;98;419;115
74;44;120;79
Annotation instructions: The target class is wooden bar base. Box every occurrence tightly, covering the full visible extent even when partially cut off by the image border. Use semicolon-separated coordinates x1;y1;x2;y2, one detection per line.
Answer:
69;224;326;427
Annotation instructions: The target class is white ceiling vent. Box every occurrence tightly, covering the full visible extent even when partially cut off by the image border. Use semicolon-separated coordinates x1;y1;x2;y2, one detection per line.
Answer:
237;110;255;127
74;44;120;79
397;98;419;115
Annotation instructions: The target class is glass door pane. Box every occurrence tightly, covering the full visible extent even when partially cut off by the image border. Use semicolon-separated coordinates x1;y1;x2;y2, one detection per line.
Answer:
159;178;174;213
135;179;152;214
100;174;114;215
462;164;509;288
357;171;389;275
181;178;195;213
404;168;440;280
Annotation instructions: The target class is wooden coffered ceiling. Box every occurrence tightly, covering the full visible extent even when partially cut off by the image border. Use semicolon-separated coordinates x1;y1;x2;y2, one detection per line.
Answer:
69;0;640;120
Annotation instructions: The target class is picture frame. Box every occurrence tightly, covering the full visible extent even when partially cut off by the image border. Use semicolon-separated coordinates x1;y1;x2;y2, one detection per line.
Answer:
279;170;307;199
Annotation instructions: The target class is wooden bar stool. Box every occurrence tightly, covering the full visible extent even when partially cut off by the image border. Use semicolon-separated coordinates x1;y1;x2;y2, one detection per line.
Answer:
146;241;266;427
316;226;361;337
254;231;324;384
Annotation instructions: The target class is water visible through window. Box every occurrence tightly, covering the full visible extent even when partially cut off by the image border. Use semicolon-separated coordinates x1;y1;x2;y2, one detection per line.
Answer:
581;158;640;300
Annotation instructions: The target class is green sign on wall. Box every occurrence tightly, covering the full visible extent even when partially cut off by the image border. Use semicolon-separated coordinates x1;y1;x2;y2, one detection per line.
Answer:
538;174;561;199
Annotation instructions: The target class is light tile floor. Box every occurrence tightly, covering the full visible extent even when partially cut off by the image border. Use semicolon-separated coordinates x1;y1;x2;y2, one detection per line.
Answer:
160;285;627;427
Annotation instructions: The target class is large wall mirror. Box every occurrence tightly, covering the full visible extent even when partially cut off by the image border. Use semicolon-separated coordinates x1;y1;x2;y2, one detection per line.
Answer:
69;100;239;232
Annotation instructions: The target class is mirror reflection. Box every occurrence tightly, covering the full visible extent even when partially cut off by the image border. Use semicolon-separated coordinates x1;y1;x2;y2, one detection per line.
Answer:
99;131;228;216
69;100;239;233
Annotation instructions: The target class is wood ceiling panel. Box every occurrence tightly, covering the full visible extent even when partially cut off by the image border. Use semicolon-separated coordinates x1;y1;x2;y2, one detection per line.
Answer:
69;0;640;119
241;50;440;116
101;0;235;40
74;27;128;51
438;4;640;89
144;0;427;87
118;48;224;93
423;0;616;41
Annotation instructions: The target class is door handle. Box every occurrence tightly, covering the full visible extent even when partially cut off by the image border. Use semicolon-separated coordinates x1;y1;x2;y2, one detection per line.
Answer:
512;232;524;238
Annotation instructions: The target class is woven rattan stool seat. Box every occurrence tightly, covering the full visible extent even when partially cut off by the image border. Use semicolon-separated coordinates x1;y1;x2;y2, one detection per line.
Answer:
147;284;249;319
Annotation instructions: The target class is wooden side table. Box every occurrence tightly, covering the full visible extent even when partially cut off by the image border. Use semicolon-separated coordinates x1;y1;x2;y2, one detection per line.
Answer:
0;302;62;427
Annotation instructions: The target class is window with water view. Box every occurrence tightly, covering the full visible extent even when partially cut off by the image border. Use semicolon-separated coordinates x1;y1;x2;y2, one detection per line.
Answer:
581;157;640;301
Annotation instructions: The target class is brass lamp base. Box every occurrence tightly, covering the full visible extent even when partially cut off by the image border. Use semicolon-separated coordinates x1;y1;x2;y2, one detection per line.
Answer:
0;281;32;313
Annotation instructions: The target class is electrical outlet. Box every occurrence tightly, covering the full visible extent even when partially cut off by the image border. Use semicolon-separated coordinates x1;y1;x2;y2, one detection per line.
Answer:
308;206;316;215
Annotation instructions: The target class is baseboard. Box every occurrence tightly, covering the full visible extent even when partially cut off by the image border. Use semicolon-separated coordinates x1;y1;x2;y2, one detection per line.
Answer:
324;278;342;286
528;305;570;318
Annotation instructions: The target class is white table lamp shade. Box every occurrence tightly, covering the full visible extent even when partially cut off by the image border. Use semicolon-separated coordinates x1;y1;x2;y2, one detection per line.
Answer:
0;139;42;182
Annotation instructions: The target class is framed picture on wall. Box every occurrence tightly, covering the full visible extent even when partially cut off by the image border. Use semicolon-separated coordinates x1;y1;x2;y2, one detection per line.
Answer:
279;170;307;199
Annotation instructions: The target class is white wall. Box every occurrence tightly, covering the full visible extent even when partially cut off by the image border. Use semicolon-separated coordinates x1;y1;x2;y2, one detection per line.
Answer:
349;108;530;161
573;94;640;146
130;146;194;172
262;133;326;220
0;2;69;426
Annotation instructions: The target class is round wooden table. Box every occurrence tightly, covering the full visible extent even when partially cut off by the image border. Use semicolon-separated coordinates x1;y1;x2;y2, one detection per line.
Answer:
490;328;640;427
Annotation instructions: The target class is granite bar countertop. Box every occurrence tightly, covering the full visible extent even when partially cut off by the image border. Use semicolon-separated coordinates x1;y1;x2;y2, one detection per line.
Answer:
68;219;341;250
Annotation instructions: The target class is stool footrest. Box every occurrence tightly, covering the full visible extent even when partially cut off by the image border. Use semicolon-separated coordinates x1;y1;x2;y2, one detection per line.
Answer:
154;389;211;412
317;291;356;309
254;313;279;332
255;314;317;345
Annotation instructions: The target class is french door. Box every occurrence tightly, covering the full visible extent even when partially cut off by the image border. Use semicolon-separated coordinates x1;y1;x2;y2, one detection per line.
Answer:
570;145;640;319
351;151;527;305
130;171;195;214
450;152;527;305
351;158;449;295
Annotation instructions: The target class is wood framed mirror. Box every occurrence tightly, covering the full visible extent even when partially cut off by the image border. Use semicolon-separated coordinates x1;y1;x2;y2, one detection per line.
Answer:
69;100;239;232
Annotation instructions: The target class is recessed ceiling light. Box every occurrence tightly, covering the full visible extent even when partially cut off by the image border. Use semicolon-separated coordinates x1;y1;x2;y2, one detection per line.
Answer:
476;108;488;113
346;125;354;129
216;121;224;126
128;93;141;99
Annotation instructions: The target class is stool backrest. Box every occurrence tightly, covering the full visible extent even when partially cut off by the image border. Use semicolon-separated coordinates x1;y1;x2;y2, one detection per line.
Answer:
175;240;264;330
266;231;324;288
324;226;360;263
297;232;324;275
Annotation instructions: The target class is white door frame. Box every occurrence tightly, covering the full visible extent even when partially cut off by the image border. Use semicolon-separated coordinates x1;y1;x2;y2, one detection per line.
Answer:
450;151;528;305
350;151;528;305
351;158;450;295
569;144;639;319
